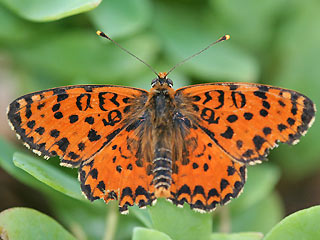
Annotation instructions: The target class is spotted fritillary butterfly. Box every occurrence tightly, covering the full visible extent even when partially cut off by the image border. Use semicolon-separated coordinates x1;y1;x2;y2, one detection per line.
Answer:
7;32;316;214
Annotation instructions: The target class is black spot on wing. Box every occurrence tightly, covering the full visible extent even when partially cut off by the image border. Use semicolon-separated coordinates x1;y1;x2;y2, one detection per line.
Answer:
84;86;93;92
116;165;122;173
67;151;80;160
208;188;219;198
253;135;266;151
233;181;244;197
220;127;234;139
37;102;46;110
236;140;243;149
220;179;229;191
278;124;288;132
254;91;267;99
242;149;254;158
301;98;315;125
221;193;233;205
121;187;133;199
25;107;32;119
227;166;235;176
227;114;238;123
52;103;60;112
27;120;36;129
262;101;270;109
278;100;285;107
260;109;268;117
89;168;98;179
263;127;272;136
190;200;205;211
69;115;79;123
203;163;209;171
192;163;199;169
56;137;70;152
50;129;60;138
229;84;238;90
193;185;205;196
97;181;105;192
53;88;66;95
287;117;295;126
35;127;45;135
54;112;63;119
244;112;253;120
57;93;69;102
85;116;94;125
88;129;101;141
258;85;269;92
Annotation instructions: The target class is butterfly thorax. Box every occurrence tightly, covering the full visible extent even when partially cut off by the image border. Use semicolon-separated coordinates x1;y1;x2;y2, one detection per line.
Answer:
149;82;175;122
146;80;176;198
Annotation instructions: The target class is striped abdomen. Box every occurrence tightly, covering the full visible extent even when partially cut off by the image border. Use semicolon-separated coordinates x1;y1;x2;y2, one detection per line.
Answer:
153;146;172;198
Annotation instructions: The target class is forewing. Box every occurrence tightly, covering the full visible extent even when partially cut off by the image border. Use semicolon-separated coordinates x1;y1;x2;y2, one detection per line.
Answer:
7;85;148;167
176;83;315;164
170;127;246;212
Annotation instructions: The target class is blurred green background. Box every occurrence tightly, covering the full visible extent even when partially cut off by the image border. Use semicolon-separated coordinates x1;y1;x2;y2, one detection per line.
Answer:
0;0;319;239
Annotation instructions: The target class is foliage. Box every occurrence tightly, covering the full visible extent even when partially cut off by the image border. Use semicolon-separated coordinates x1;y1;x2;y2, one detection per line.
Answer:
0;0;319;239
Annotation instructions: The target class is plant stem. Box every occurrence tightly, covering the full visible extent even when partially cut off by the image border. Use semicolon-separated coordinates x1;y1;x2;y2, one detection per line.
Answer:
103;201;118;240
218;206;231;233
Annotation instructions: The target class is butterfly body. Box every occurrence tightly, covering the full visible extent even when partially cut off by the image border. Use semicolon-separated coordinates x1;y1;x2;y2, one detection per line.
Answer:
147;83;175;198
7;74;315;214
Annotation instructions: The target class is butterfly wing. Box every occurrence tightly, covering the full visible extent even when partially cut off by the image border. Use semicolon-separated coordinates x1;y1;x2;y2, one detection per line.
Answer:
7;85;148;168
170;126;246;212
79;125;155;214
175;82;316;164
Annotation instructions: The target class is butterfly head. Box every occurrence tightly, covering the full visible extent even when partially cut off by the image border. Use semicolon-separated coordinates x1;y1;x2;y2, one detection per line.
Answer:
151;72;173;88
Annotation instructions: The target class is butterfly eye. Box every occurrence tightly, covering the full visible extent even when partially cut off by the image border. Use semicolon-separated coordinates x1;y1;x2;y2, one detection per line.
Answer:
151;78;157;87
167;79;173;87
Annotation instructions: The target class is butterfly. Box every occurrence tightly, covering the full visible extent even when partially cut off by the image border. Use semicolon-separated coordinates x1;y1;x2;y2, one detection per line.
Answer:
7;32;316;214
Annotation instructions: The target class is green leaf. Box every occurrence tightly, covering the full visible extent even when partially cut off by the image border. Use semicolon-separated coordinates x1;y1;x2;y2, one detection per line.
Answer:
0;6;34;43
0;137;43;189
0;207;76;240
13;152;83;200
230;192;283;234
153;2;259;83
270;0;320;179
130;206;153;228
228;164;281;214
0;0;101;22
13;31;159;85
89;0;151;38
211;232;263;240
132;227;173;240
46;190;107;240
210;0;286;53
264;205;320;240
149;198;212;240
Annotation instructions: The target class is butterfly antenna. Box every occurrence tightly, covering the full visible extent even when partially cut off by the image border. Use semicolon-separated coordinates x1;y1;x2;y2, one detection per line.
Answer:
97;31;159;77
166;34;230;76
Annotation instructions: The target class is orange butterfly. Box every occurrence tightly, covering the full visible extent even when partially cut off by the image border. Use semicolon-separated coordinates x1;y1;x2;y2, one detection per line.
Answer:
7;31;316;214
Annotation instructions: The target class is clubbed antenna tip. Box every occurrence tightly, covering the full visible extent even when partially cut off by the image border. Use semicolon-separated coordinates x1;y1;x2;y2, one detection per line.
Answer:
96;30;158;77
166;34;231;76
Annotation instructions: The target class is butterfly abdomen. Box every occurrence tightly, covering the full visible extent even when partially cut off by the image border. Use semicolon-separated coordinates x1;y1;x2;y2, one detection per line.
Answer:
153;146;172;198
